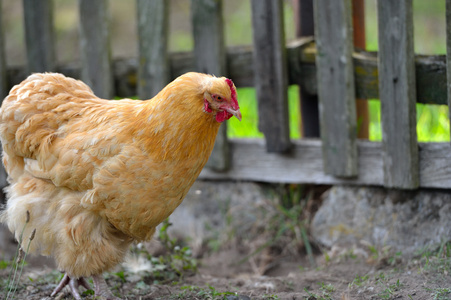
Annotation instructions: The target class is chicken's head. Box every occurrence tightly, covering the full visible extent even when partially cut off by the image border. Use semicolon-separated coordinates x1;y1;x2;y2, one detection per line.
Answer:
203;77;241;123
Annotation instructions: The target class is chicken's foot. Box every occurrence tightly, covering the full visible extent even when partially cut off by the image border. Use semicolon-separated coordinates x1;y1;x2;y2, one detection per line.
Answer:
92;274;122;300
50;273;91;300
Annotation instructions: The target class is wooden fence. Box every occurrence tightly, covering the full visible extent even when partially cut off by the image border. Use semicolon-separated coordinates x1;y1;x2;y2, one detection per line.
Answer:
0;0;451;190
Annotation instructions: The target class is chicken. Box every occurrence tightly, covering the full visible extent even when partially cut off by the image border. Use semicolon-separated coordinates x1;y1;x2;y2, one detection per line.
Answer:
0;72;241;299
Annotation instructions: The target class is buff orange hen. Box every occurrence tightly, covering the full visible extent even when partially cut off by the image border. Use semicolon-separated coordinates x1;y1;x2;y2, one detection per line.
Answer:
0;72;241;299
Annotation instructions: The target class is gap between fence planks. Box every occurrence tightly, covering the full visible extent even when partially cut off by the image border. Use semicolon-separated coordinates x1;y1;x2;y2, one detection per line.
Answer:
352;0;369;139
446;0;451;140
293;0;320;138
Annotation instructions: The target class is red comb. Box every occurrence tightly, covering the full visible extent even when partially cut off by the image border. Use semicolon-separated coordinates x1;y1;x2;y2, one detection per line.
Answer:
225;78;239;110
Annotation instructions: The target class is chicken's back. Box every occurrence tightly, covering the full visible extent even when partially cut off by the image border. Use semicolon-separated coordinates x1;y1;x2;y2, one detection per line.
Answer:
0;73;93;178
0;73;135;277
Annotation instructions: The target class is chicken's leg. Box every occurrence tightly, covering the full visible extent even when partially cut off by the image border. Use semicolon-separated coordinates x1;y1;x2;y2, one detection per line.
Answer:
93;274;122;300
50;273;91;300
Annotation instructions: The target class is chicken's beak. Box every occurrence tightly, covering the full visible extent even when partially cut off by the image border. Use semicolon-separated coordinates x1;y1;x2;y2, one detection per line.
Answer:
225;107;242;121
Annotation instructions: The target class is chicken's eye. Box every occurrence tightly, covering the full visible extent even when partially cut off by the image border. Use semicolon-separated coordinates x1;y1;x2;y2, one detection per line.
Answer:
214;95;223;102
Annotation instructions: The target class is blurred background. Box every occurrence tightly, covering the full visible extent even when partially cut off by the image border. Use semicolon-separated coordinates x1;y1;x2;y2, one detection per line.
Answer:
1;0;448;141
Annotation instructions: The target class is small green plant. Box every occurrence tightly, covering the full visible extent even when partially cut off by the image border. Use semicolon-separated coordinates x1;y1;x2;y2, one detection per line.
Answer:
114;270;126;283
238;185;316;269
318;282;335;294
425;287;451;300
374;272;388;285
0;260;9;270
140;219;197;283
304;286;333;300
377;288;394;299
349;275;369;288
158;219;198;273
415;241;451;275
368;245;379;261
81;289;95;296
387;251;403;266
376;279;403;299
173;285;238;300
304;283;335;300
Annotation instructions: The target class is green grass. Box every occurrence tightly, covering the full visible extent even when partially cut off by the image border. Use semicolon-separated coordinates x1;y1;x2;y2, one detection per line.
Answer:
368;100;450;142
228;85;301;139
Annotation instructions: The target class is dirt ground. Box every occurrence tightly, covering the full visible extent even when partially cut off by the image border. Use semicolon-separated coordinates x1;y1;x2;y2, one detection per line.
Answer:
1;241;450;300
1;185;449;300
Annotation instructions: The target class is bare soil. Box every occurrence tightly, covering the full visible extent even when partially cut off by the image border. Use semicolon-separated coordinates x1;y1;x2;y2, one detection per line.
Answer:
1;185;449;299
1;243;450;300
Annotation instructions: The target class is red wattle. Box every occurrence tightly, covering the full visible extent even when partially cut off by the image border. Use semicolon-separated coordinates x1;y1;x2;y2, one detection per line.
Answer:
215;110;232;123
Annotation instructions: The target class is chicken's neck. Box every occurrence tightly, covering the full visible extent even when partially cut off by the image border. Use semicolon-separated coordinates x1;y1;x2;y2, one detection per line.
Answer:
132;95;221;165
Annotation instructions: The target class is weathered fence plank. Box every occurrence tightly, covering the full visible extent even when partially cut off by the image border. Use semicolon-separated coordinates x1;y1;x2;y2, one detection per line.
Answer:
78;0;113;99
137;0;169;99
200;139;382;185
198;140;451;189
251;0;291;153
314;0;357;177
447;0;451;139
191;0;225;76
377;0;418;189
191;0;230;171
23;0;55;73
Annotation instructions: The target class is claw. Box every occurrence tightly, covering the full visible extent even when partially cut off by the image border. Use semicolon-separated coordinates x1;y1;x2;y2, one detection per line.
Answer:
50;272;120;300
50;273;70;297
51;273;91;300
93;274;122;300
78;277;92;290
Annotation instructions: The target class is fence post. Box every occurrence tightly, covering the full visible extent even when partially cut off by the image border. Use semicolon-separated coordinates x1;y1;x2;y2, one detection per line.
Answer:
23;0;56;73
78;0;113;99
251;0;291;153
191;0;230;171
314;0;358;177
137;0;169;99
377;0;418;189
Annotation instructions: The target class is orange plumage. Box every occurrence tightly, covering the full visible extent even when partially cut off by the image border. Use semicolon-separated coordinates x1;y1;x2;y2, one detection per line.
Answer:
0;72;241;299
